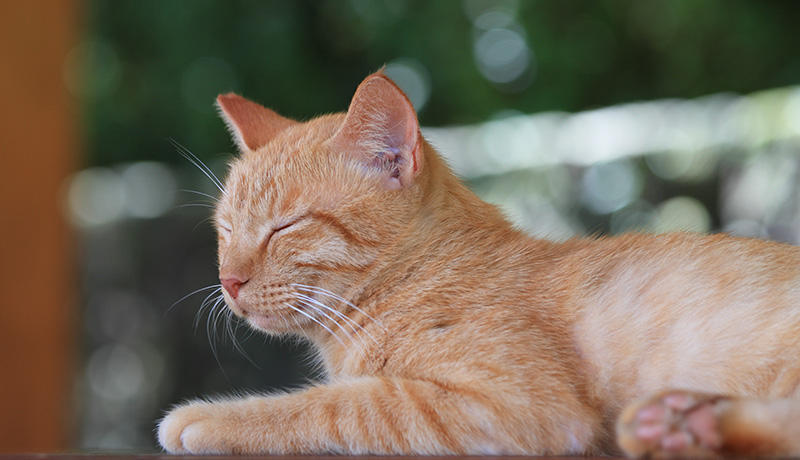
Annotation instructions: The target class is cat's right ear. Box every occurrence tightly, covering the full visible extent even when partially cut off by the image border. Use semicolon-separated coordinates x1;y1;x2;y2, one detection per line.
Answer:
329;72;422;190
216;93;297;153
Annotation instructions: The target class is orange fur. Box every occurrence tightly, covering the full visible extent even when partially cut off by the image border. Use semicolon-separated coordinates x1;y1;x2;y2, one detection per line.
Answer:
158;71;800;456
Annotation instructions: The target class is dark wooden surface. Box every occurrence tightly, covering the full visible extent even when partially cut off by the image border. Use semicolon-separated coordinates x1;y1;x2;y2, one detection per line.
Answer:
0;455;613;460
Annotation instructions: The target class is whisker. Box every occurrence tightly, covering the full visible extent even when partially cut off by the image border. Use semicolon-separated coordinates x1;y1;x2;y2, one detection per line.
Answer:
295;293;378;350
283;303;349;350
168;138;227;196
174;203;216;209
199;295;219;333
207;298;220;344
295;297;365;357
238;320;258;342
168;284;222;314
194;289;224;330
226;310;262;370
191;216;215;235
205;297;228;377
212;297;229;343
170;138;224;190
290;315;308;340
178;189;220;202
225;307;236;344
293;284;385;329
292;321;324;376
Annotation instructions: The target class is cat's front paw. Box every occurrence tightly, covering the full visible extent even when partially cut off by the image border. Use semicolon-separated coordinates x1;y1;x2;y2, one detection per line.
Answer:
617;390;730;458
158;399;246;454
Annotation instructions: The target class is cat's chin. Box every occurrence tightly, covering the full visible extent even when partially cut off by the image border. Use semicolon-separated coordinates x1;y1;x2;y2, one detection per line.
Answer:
245;311;282;331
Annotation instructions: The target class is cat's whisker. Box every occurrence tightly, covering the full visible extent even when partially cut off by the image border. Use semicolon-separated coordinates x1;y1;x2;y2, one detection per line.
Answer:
207;297;220;343
205;297;227;367
174;202;216;209
290;315;308;340
178;189;220;203
168;138;228;197
194;294;215;330
194;288;225;330
227;310;245;348
225;309;262;370
295;292;379;350
292;284;386;330
295;297;366;358
191;216;216;236
213;297;233;350
283;303;349;351
213;297;230;341
225;307;237;345
169;284;222;314
240;320;258;342
295;294;370;345
193;300;213;330
170;138;224;190
209;298;231;380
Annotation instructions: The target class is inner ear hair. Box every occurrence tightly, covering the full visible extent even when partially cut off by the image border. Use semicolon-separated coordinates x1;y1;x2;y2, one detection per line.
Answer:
370;147;404;180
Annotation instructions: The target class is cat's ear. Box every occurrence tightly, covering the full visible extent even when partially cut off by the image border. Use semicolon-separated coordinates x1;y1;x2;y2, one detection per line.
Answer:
216;93;297;153
329;71;422;190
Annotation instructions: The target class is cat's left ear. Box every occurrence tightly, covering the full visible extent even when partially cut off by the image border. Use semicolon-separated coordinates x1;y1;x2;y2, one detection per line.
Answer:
216;93;297;153
329;71;422;190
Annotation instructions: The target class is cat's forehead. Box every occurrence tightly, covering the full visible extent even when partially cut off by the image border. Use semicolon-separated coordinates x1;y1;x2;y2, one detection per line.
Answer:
219;114;349;220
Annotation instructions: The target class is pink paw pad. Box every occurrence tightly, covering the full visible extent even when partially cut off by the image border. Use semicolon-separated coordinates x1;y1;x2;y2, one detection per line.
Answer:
622;391;727;457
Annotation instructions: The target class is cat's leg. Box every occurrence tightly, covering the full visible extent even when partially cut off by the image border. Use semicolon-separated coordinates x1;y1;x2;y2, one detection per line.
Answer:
617;389;800;457
158;376;597;455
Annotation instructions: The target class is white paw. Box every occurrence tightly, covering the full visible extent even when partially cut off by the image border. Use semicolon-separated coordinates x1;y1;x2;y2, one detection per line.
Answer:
158;400;239;454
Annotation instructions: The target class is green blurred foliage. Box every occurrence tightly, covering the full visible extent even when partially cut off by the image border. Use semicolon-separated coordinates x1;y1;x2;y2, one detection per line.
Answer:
78;0;800;166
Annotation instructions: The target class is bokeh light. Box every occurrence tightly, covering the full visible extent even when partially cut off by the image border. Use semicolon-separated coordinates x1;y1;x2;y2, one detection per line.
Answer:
473;27;532;85
67;168;126;227
581;160;643;215
653;196;711;234
66;162;178;227
467;0;534;92
383;58;431;112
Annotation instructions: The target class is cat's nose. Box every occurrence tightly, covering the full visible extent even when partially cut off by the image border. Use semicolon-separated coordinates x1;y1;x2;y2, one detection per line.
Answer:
221;276;247;299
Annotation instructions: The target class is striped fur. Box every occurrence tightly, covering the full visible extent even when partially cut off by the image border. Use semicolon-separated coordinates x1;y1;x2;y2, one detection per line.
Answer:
158;72;800;456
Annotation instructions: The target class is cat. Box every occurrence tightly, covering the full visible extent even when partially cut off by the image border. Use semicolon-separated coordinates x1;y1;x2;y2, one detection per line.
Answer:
158;70;800;457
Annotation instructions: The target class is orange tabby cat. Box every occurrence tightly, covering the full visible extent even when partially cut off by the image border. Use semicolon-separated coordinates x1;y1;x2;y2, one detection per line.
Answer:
158;71;800;457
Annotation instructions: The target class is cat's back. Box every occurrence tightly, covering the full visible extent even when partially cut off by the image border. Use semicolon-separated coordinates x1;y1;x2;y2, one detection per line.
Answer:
567;232;800;321
567;232;800;412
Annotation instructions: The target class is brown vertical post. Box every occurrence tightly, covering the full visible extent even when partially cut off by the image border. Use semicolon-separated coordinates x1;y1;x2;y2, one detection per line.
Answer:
0;0;80;453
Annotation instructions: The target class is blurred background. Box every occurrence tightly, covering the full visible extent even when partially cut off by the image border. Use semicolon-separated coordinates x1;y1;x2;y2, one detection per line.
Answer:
2;0;800;453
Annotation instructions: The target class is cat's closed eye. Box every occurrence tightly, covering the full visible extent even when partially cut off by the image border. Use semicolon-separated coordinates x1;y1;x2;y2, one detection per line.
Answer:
262;218;304;248
273;220;297;234
218;221;232;236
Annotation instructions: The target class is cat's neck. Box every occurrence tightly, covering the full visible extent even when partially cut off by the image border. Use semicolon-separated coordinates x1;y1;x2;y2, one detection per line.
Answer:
343;143;541;315
309;145;570;376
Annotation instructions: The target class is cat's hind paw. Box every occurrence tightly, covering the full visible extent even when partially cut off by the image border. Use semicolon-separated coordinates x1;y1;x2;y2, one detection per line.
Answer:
617;390;730;458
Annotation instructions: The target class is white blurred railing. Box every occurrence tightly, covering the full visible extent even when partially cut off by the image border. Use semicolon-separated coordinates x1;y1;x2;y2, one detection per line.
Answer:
424;85;800;178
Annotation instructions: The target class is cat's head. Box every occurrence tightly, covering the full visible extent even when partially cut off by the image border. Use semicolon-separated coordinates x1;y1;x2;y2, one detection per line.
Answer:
213;71;426;335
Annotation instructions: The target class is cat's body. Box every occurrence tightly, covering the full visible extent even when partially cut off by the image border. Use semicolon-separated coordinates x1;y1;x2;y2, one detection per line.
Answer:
159;72;800;456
